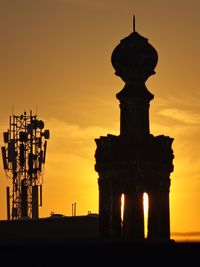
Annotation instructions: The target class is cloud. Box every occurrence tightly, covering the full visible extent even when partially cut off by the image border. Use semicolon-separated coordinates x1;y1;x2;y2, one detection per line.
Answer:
158;108;200;125
47;118;118;139
42;118;119;167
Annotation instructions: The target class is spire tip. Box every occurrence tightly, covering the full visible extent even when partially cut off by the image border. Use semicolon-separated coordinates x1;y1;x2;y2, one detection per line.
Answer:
133;15;135;32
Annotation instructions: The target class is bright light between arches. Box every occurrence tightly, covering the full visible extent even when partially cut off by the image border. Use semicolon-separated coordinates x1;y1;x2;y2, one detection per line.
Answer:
121;194;125;224
143;192;149;238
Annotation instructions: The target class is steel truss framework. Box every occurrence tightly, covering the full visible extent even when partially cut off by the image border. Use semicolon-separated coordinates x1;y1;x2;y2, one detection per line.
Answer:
1;111;50;219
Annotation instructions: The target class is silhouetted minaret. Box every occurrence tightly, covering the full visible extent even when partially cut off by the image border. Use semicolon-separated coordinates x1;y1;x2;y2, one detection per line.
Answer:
95;20;174;241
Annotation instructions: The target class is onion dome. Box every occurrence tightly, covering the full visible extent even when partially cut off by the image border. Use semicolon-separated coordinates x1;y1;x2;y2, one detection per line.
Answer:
111;30;158;83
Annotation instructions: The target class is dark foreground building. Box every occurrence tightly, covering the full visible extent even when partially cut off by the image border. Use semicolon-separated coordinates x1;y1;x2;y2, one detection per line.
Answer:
94;24;174;241
0;215;99;245
0;215;200;266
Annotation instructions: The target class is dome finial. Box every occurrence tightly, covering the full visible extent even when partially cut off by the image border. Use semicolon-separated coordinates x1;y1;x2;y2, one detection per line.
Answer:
111;19;158;83
133;15;135;32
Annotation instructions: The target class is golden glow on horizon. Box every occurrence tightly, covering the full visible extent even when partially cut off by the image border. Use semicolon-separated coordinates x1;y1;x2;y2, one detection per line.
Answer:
143;192;149;239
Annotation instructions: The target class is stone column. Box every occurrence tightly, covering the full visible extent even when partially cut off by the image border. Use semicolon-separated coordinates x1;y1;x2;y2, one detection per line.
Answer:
158;178;171;240
98;177;122;238
148;178;171;241
123;191;144;240
110;190;122;238
147;191;160;240
98;178;111;238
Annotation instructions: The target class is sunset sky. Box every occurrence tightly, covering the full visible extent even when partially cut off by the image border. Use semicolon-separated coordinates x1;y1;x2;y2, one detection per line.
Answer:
0;0;200;241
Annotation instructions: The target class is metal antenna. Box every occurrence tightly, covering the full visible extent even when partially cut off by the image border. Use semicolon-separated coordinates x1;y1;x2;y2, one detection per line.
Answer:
1;111;50;220
133;15;136;32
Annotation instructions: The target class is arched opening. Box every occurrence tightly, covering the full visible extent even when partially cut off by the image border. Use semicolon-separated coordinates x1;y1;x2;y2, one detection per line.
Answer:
121;192;149;239
143;192;149;238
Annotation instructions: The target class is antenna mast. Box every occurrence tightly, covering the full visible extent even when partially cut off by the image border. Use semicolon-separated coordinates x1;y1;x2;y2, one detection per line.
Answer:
1;111;50;220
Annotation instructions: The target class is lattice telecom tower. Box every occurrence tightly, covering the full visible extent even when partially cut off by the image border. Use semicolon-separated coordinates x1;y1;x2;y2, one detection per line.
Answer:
1;111;50;220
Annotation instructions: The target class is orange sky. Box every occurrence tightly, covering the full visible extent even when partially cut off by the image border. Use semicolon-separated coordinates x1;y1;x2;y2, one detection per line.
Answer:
0;0;200;242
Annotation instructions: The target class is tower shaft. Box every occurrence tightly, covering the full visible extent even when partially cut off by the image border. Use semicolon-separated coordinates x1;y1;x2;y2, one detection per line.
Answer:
117;82;153;138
